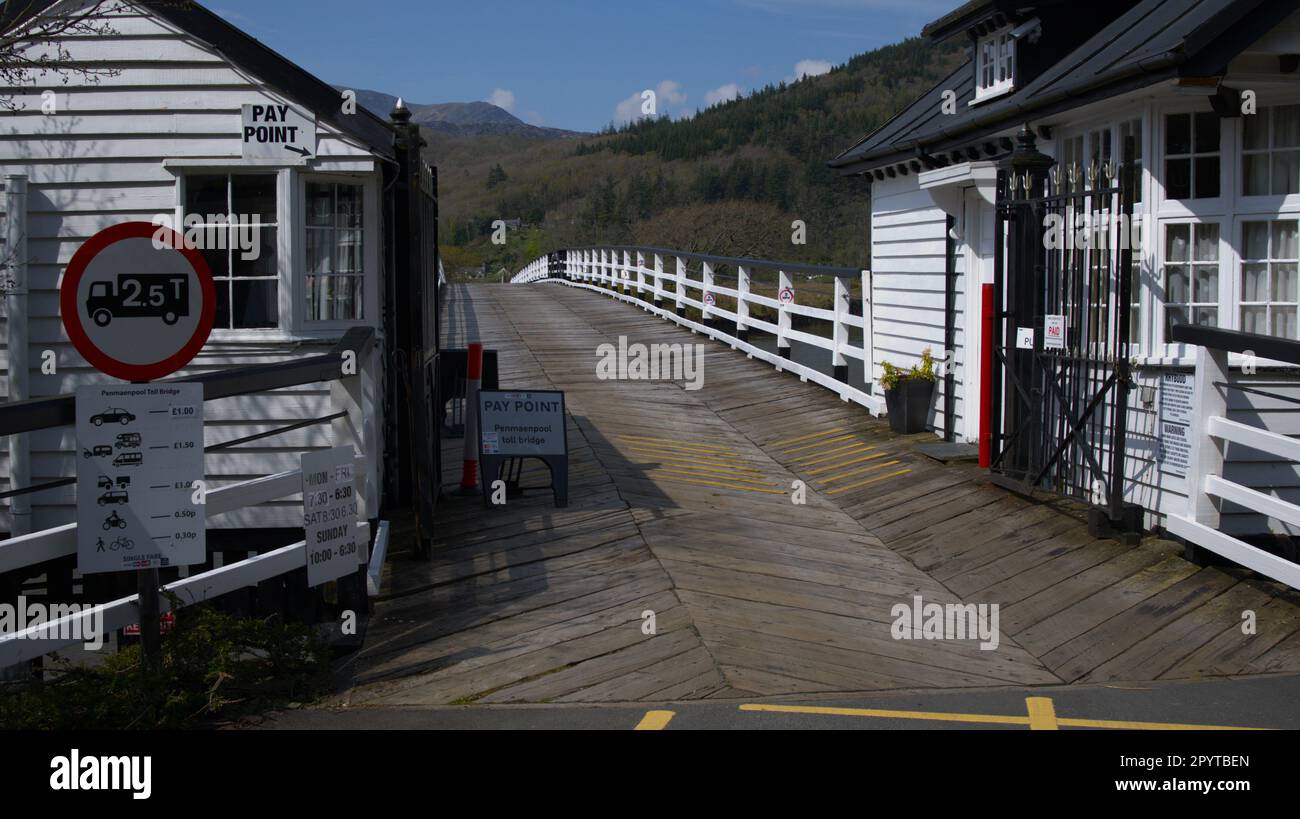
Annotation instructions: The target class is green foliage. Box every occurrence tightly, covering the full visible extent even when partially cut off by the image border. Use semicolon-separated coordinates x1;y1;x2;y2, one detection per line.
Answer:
880;348;939;391
432;36;965;272
486;163;508;189
0;604;329;729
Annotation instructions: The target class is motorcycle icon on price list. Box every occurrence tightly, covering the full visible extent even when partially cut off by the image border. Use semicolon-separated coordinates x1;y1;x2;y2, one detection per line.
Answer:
102;510;127;530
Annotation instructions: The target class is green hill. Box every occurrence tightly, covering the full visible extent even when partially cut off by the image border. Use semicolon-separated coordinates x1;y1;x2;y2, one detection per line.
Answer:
430;36;964;279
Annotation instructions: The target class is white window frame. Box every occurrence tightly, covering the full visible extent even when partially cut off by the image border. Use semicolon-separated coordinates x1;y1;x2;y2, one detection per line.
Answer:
973;26;1015;103
292;172;381;335
173;168;292;341
1236;215;1300;338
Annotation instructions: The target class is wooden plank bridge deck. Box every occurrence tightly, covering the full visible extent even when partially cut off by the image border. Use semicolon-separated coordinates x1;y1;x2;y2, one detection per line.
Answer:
335;283;1300;705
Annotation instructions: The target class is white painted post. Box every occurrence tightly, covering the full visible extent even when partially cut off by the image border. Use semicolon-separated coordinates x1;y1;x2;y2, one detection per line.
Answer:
1186;347;1230;529
862;269;874;390
675;256;686;316
702;261;715;323
736;265;750;341
777;269;793;359
636;251;646;300
4;174;30;535
832;275;849;382
653;253;664;307
622;249;631;295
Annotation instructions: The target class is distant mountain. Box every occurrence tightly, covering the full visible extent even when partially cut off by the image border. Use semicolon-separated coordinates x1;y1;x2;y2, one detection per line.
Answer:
340;88;586;140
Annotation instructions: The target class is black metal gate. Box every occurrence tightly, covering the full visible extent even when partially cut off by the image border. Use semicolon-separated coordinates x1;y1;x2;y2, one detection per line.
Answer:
990;128;1138;531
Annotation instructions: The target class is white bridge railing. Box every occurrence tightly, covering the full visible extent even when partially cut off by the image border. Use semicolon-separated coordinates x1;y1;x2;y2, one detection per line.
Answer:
1166;325;1300;590
0;328;386;669
514;247;882;415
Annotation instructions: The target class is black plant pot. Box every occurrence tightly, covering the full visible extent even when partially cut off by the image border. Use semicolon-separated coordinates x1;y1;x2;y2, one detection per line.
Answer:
884;378;935;434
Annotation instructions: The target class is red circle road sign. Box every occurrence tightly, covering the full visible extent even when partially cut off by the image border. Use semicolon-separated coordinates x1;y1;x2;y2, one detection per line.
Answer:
60;222;216;382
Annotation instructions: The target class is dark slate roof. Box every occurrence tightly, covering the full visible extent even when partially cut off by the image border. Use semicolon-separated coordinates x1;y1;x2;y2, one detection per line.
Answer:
1;0;396;159
830;0;1291;174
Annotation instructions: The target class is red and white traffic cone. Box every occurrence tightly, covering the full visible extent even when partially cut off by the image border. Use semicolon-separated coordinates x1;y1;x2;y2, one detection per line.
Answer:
457;343;484;494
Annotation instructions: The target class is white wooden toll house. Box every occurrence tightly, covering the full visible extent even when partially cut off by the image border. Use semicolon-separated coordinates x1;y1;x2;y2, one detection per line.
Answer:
0;0;441;545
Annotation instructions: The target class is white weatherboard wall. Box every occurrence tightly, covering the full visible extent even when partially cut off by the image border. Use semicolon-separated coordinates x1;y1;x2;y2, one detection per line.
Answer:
870;173;966;441
0;0;386;530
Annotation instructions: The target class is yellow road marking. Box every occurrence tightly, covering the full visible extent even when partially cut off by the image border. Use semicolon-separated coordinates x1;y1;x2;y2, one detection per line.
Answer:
640;461;768;481
618;434;733;454
774;428;845;448
806;452;890;477
623;446;762;472
1026;697;1058;730
654;475;787;495
785;447;878;465
825;468;912;495
653;467;775;488
634;710;675;730
620;440;738;460
625;450;765;475
820;460;902;484
782;434;857;455
739;700;1268;730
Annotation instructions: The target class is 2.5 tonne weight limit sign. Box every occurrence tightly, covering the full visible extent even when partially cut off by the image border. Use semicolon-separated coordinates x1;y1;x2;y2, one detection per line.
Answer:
60;222;216;382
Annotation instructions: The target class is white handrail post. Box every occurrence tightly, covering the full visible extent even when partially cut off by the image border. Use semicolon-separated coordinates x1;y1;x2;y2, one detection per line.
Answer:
330;345;375;520
862;269;874;392
832;275;849;383
702;261;715;326
653;253;664;309
1186;346;1230;529
622;249;631;295
777;269;793;360
675;256;686;317
736;265;750;342
636;251;646;301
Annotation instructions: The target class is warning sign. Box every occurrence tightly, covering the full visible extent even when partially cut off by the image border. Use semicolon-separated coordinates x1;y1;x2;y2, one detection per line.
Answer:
1158;372;1195;478
241;104;316;161
1044;314;1065;350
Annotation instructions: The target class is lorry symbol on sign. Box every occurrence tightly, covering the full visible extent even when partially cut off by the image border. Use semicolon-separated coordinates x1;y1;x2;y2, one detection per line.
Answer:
86;274;189;327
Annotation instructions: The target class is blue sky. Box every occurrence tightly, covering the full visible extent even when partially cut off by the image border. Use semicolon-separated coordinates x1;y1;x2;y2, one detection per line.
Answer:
210;0;957;132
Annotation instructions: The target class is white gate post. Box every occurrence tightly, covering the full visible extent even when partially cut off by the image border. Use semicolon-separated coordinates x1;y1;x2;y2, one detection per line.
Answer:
1186;347;1230;528
777;269;793;359
833;276;849;383
622;249;631;295
862;269;874;391
736;265;750;342
636;251;646;301
675;256;686;317
702;261;715;324
653;253;664;308
4;174;31;535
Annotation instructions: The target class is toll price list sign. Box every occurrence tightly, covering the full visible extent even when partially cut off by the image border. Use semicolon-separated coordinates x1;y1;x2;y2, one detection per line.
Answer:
75;384;205;574
302;447;360;587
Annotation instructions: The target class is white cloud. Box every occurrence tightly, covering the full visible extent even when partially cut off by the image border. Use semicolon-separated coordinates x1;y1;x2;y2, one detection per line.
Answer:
613;80;688;126
524;111;545;126
705;83;742;107
790;59;834;82
486;89;516;112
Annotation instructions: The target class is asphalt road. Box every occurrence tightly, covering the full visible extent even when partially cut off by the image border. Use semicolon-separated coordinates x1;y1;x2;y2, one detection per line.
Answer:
254;672;1300;730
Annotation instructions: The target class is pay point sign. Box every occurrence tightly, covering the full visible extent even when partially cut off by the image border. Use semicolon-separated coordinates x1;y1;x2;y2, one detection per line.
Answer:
60;222;216;382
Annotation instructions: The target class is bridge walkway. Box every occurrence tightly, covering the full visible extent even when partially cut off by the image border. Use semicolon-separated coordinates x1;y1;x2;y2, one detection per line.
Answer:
334;283;1300;706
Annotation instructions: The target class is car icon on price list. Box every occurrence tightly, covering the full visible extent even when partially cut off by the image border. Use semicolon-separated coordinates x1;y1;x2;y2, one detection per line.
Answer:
90;407;136;425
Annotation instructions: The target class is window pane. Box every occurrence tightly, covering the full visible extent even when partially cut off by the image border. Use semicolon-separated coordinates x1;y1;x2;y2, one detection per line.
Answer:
185;175;227;215
1194;265;1218;302
231;280;278;328
1166;306;1188;336
306;275;331;321
1243;263;1268;301
1166;264;1189;303
200;246;229;279
1244;108;1269;151
1166;158;1191;199
1274;306;1297;339
337;185;363;228
231;175;277;221
307;228;332;275
1275;263;1299;302
1242;305;1267;334
1274;221;1299;259
214;281;231;330
1274;104;1300;148
334;276;362;320
1166;113;1191;155
1194;111;1219;153
336;229;362;273
1192;306;1217;326
306;183;334;227
1194;156;1219;198
1243;221;1270;259
1271;150;1299;196
231;227;277;277
1166;224;1190;261
1244;154;1270;196
1194;224;1219;261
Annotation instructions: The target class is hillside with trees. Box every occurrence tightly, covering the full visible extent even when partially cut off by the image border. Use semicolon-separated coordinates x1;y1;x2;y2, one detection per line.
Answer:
432;36;964;279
